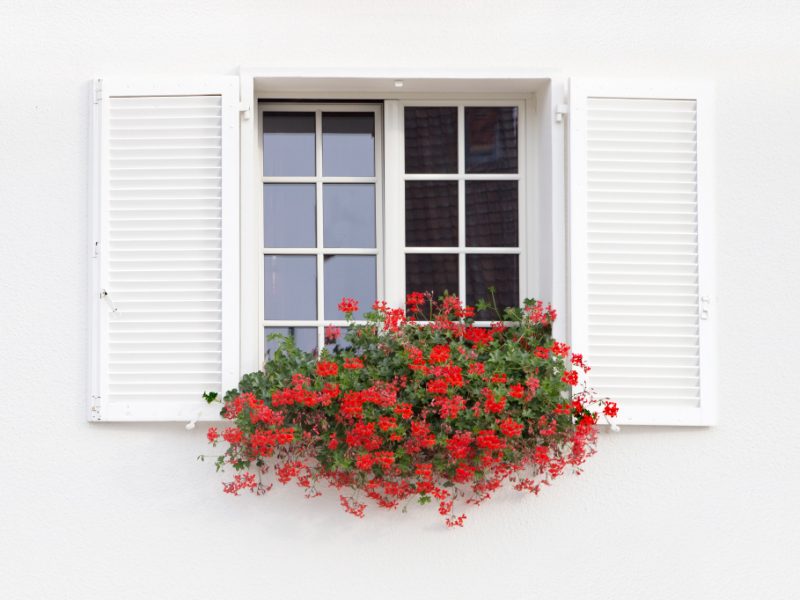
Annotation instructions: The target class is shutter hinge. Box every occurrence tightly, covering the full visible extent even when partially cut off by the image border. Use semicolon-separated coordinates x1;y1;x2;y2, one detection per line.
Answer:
555;104;569;124
700;296;711;320
92;241;99;258
94;78;103;104
89;398;103;421
239;99;252;121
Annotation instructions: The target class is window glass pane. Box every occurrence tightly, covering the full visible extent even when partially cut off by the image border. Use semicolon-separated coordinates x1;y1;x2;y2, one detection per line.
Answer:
264;255;317;320
466;254;519;320
405;181;458;247
404;107;457;174
265;327;318;358
405;254;459;315
323;184;375;248
263;112;316;177
465;181;519;247
324;326;351;352
263;184;316;248
323;255;376;320
322;113;375;177
465;107;518;173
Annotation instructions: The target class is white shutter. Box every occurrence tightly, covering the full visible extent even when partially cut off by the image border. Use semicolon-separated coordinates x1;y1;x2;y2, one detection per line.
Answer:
89;77;240;421
568;80;715;426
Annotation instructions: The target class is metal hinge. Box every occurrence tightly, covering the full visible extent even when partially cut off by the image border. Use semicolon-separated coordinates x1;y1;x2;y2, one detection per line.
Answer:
94;78;103;104
555;104;569;124
89;398;103;421
700;296;711;320
92;241;99;258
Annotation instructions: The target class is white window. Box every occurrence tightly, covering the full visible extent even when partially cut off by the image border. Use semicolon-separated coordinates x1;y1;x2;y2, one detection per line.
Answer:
90;71;715;426
387;101;527;324
259;103;383;357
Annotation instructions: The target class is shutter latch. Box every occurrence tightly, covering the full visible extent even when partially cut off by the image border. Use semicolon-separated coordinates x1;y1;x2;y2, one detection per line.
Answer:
101;289;118;314
700;296;711;320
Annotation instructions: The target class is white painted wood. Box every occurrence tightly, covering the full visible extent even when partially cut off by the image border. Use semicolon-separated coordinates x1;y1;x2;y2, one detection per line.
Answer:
569;79;715;426
90;77;239;421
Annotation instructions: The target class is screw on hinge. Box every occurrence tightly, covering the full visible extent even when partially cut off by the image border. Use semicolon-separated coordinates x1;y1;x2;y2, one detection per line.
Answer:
700;296;711;320
93;241;99;258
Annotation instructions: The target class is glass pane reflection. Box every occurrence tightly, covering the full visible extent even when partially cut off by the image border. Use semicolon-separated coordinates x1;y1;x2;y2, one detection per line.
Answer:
263;112;315;177
465;181;518;247
323;184;376;248
323;255;376;320
263;184;316;248
264;255;317;320
405;254;459;316
322;113;375;177
404;107;458;174
405;181;458;247
465;107;518;174
265;327;318;358
466;254;519;320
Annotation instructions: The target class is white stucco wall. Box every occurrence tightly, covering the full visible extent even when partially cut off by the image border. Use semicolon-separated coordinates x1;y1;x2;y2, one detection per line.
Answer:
1;1;799;598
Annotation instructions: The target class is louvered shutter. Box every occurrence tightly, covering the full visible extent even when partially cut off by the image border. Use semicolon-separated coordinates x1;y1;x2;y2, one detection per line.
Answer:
89;78;240;421
568;80;715;426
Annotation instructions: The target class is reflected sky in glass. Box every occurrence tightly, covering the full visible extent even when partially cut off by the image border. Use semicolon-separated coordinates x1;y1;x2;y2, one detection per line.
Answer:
264;255;317;320
323;184;375;248
323;255;376;320
322;113;375;177
263;184;316;248
265;326;318;358
263;112;315;177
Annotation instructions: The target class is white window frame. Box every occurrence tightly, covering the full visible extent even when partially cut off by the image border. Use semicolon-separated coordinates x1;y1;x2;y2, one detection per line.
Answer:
258;102;384;357
239;69;566;374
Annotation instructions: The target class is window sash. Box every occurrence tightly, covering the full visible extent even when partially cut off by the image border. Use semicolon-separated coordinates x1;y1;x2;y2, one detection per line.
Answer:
257;103;384;358
384;99;528;317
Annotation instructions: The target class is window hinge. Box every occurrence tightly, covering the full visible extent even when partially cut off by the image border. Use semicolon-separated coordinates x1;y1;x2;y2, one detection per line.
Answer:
700;296;711;320
239;99;252;121
94;78;103;104
555;104;569;124
89;398;103;421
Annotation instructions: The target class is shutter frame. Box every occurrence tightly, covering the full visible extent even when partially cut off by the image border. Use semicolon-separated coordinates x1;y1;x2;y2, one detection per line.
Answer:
89;77;240;421
568;79;716;426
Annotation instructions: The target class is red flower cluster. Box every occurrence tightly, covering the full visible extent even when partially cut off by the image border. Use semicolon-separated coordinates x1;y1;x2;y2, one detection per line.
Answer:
205;295;616;527
338;298;359;314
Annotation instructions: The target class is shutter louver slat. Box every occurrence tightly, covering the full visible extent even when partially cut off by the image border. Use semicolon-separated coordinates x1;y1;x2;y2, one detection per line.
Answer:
569;81;715;426
91;78;239;421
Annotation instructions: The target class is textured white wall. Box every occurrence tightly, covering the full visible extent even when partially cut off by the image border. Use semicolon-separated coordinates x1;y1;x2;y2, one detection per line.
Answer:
1;1;799;598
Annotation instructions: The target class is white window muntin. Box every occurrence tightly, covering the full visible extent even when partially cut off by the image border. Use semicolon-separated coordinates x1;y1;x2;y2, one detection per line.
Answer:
258;103;384;358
